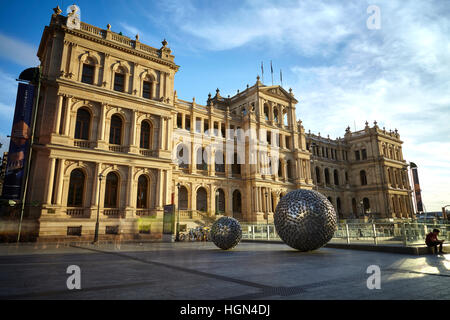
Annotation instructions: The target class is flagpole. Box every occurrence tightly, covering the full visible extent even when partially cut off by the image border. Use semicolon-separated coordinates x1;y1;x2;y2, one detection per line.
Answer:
270;60;273;86
261;61;264;84
280;69;283;87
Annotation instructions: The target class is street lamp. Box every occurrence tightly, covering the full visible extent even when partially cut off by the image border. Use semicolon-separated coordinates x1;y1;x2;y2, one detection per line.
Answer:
265;191;269;238
93;173;103;244
310;142;319;191
215;190;219;215
359;200;364;219
175;182;181;241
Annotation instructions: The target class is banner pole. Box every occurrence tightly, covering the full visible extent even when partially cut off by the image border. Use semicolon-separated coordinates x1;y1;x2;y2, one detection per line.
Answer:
17;67;41;243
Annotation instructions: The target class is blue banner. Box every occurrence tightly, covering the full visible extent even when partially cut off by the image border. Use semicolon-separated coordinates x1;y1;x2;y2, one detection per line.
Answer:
2;83;35;200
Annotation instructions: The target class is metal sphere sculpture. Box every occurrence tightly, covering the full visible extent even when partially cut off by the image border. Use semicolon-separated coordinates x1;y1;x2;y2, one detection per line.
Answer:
210;216;242;250
274;189;337;251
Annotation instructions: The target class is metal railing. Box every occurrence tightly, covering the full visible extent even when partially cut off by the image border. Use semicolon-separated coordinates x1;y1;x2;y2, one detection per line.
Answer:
240;222;450;246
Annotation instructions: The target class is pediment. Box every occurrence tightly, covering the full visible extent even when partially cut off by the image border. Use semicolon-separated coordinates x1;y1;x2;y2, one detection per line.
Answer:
259;86;298;103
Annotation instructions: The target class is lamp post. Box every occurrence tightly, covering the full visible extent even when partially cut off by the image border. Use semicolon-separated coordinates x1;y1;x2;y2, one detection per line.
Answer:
359;200;364;219
265;191;269;239
215;190;219;215
93;173;103;244
175;182;181;241
310;142;319;191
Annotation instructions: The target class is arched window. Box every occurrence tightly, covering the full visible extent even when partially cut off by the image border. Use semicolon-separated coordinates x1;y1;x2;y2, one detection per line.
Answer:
392;197;396;213
287;160;293;180
315;167;321;184
109;114;122;145
177;144;189;169
74;108;90;140
178;186;188;210
283;111;288;126
196;187;207;212
327;197;333;204
67;169;85;207
142;76;153;99
363;197;370;213
114;67;125;92
278;159;283;177
104;172;119;208
352;198;357;215
360;170;368;185
264;104;269;121
140;121;151;149
232;153;241;175
81;57;95;84
216;189;225;214
333;169;339;185
196;147;207;171
273;108;279;123
232;190;242;217
215;150;225;173
271;193;276;212
336;197;342;216
325;168;330;185
136;175;148;208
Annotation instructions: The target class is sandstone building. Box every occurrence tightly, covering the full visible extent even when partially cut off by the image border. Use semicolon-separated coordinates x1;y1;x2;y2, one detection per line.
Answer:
11;8;414;240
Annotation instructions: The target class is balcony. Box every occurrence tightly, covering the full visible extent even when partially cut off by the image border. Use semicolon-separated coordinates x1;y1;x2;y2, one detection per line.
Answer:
66;208;90;218
135;209;156;217
103;209;125;218
108;145;128;153
139;149;156;157
74;140;95;149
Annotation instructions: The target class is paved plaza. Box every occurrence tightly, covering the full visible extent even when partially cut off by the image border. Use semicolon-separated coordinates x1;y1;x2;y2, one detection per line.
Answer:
0;241;449;300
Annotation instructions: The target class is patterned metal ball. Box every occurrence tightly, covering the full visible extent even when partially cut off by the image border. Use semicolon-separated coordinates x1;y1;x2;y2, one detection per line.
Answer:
274;189;337;251
210;216;242;250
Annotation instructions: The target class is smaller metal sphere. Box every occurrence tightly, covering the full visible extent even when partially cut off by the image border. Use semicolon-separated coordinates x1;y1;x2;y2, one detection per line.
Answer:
210;217;242;250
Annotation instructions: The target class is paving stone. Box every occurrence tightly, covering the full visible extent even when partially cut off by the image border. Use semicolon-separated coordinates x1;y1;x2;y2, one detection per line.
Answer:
0;242;449;299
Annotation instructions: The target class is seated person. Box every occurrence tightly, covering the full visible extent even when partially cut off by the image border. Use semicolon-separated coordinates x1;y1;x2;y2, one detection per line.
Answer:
425;229;444;254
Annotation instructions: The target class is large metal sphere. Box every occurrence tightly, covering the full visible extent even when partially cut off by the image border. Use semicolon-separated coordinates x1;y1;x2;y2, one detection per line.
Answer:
210;216;242;250
274;189;337;251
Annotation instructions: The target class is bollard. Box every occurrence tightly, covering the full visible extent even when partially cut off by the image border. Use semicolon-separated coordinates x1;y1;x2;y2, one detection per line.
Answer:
345;224;350;244
402;223;407;246
372;223;377;245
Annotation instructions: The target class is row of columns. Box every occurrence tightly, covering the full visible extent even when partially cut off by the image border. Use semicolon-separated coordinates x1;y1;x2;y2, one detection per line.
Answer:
311;165;346;187
390;194;412;218
385;167;410;190
61;41;170;99
262;102;290;127
52;95;171;152
252;186;280;213
43;157;171;213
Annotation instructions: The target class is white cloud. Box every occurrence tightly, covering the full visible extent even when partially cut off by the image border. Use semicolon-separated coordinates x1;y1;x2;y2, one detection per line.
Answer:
289;1;450;211
154;0;450;210
156;0;363;54
0;33;39;67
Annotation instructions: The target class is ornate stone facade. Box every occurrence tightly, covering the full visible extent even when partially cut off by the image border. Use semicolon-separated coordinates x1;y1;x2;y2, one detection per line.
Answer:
306;124;413;220
22;10;414;240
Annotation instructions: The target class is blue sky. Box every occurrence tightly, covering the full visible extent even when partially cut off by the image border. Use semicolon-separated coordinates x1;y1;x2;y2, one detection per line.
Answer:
0;0;449;211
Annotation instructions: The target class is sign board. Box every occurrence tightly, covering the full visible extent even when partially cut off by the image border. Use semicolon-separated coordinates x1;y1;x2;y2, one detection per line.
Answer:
162;204;175;234
2;83;35;199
